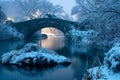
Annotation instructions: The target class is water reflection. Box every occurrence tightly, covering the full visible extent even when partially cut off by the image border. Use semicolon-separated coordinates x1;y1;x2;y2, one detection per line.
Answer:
39;27;104;79
40;27;65;50
0;40;104;80
0;64;74;80
0;65;69;77
40;35;65;50
56;50;104;80
0;40;25;56
0;28;104;80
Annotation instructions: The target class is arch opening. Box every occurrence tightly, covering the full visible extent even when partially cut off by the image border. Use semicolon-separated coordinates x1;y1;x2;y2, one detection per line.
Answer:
39;27;65;50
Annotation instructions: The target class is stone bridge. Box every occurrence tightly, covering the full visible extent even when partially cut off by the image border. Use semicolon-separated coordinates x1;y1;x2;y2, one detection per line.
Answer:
10;18;82;39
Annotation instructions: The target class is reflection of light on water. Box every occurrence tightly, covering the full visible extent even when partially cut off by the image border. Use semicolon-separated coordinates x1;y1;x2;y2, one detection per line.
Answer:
39;27;65;50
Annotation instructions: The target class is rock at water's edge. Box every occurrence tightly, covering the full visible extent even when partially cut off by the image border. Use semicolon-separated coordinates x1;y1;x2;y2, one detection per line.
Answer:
1;43;71;68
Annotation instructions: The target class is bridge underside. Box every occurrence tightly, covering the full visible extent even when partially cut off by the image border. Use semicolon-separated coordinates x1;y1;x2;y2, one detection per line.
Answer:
10;18;78;39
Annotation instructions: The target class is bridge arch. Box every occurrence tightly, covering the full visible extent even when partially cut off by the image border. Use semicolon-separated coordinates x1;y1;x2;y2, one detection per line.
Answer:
41;27;64;36
11;18;78;39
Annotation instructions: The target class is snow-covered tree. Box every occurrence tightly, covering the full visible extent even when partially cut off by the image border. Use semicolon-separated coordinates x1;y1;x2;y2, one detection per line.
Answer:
72;0;120;48
14;0;64;20
0;6;7;23
0;0;69;21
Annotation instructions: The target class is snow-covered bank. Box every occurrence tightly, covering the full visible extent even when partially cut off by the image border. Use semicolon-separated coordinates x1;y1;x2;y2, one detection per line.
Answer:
84;43;120;80
104;43;120;71
1;43;71;68
85;65;120;80
66;28;98;54
67;28;98;44
0;24;24;40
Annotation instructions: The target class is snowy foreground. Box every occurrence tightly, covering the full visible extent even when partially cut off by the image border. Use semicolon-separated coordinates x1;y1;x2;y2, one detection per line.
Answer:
85;65;120;80
84;43;120;80
0;43;71;68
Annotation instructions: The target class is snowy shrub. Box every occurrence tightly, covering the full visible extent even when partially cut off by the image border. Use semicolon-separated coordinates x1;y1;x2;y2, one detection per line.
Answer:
85;65;120;80
67;28;98;44
1;43;71;67
0;24;24;40
22;43;40;52
104;43;120;71
82;43;120;80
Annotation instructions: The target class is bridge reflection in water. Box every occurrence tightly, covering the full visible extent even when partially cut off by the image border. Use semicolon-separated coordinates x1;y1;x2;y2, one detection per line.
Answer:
39;27;65;50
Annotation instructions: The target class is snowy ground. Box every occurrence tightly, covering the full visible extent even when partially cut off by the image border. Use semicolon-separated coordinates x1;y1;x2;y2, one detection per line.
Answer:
1;43;71;68
84;43;120;80
87;65;120;80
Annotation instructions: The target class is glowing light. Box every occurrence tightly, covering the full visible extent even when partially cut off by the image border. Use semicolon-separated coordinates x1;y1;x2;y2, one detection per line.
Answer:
40;27;65;50
7;17;15;22
41;27;64;36
24;16;31;20
32;9;41;18
24;9;42;20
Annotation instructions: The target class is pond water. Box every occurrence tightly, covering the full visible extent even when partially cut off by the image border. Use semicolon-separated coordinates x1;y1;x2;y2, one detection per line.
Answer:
0;32;104;80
